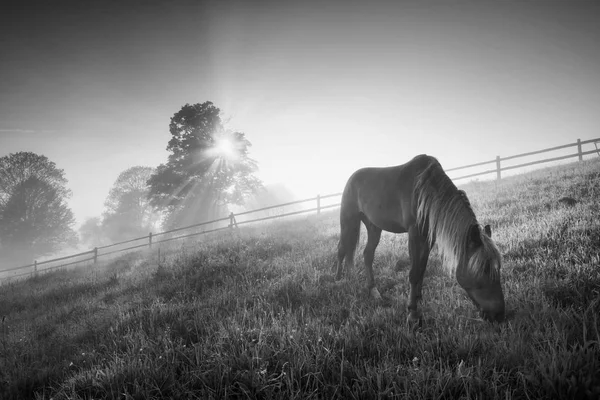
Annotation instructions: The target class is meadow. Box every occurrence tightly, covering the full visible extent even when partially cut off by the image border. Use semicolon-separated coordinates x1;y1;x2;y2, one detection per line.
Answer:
0;158;599;399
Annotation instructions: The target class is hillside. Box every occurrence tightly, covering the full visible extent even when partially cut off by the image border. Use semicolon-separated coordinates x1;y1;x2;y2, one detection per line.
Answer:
1;158;599;399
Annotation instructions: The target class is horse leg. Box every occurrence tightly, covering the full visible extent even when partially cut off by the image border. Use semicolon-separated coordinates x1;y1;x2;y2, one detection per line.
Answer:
362;219;382;298
336;240;350;279
407;225;430;324
336;209;361;280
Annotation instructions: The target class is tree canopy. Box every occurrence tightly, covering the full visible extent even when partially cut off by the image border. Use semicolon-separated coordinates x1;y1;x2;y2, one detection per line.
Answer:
0;152;76;265
147;102;262;228
102;166;160;242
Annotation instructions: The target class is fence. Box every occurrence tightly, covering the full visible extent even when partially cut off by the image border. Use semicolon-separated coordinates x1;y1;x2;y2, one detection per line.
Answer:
446;137;600;181
2;137;599;282
0;192;343;282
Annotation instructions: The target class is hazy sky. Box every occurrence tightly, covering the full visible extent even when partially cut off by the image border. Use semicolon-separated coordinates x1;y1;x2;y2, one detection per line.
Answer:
1;0;599;226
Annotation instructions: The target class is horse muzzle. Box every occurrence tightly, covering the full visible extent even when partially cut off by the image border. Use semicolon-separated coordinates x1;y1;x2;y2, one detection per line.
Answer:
463;287;505;323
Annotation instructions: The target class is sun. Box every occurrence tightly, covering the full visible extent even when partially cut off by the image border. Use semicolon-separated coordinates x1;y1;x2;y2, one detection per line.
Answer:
211;134;241;163
215;137;235;158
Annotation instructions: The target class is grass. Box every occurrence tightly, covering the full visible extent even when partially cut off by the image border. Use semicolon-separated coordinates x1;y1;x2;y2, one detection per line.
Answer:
1;158;599;399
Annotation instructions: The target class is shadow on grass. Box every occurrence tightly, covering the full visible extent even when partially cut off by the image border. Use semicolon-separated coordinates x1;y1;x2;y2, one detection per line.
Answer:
542;277;600;312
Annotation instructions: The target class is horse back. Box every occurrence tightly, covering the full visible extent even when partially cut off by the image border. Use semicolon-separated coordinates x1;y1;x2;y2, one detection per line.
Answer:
342;154;437;233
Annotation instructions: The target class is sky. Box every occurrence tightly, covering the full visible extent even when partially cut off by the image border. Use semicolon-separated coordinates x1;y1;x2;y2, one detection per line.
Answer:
1;0;599;228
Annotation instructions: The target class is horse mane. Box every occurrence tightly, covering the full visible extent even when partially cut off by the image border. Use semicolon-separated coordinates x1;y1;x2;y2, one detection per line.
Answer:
414;156;500;280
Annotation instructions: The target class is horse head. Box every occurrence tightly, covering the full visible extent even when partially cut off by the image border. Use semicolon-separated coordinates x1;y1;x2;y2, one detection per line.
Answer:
457;224;505;322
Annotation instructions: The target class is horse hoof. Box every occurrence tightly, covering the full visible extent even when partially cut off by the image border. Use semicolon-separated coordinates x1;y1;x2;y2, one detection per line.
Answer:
370;287;382;299
407;311;422;328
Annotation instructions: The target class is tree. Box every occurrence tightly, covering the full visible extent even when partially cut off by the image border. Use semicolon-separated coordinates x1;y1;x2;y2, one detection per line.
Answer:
78;217;106;247
0;152;77;265
147;102;262;228
102;166;161;242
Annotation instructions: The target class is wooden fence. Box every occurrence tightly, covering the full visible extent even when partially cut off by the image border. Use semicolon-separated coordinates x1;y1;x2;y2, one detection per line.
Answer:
446;137;600;181
1;137;598;282
0;192;343;281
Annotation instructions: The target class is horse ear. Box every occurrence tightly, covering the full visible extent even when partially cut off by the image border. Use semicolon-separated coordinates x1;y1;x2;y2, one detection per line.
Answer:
469;224;482;246
484;224;492;238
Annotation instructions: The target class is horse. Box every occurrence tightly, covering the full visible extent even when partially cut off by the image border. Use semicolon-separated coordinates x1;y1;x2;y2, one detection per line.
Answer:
336;154;505;323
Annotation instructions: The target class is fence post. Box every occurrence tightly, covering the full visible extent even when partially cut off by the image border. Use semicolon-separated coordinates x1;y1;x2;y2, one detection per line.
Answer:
229;212;237;229
577;138;582;161
148;232;153;248
317;194;321;215
93;247;98;264
496;156;501;180
34;260;37;276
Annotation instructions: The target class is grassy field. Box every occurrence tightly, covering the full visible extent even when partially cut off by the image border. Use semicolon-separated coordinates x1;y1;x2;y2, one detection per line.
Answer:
1;158;599;399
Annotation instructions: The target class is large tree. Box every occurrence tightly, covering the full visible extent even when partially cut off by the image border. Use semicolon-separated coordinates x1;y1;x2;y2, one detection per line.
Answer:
0;152;77;265
147;102;262;228
102;166;161;242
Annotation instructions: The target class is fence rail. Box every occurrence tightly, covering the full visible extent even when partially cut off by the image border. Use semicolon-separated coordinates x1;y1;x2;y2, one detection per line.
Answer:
446;137;599;181
1;192;343;282
2;137;598;282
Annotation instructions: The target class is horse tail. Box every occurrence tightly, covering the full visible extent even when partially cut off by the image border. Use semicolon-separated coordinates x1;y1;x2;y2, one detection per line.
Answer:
337;182;361;267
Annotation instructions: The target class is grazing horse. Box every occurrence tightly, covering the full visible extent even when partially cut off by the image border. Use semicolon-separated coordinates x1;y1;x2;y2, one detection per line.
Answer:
336;154;505;323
